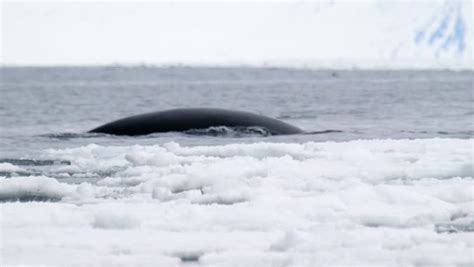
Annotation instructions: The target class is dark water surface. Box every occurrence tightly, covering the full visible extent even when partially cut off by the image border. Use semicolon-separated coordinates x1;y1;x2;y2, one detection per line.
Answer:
1;67;472;158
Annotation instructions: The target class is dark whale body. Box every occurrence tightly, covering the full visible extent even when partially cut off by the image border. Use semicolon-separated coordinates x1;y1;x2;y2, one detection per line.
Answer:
89;108;304;136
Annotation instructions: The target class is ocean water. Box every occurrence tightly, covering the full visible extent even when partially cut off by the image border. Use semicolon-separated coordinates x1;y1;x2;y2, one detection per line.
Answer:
1;67;473;266
1;67;472;153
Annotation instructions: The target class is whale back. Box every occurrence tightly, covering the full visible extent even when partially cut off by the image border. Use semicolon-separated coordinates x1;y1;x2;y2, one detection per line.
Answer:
89;108;303;136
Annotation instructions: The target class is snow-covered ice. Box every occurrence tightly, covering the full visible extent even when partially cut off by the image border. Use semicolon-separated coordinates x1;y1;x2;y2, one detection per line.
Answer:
1;138;473;266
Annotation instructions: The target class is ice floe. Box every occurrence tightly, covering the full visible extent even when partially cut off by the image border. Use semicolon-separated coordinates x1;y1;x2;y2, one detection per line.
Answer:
1;138;473;266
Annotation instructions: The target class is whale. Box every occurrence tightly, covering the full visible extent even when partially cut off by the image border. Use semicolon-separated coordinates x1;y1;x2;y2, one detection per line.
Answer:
89;108;304;136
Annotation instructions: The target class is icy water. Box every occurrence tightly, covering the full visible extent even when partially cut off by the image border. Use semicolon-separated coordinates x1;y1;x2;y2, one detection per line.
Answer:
1;67;473;154
1;67;473;266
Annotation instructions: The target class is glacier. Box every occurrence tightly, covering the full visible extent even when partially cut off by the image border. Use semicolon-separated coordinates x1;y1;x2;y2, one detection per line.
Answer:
1;0;472;69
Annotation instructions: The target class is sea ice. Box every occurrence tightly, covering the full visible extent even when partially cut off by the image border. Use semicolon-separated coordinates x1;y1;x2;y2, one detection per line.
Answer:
1;138;473;266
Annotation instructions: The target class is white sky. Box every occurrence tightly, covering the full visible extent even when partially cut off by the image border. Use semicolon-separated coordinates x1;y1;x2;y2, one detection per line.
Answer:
1;1;472;67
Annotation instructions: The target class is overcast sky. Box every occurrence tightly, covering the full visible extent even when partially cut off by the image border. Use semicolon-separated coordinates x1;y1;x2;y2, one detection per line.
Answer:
1;1;472;68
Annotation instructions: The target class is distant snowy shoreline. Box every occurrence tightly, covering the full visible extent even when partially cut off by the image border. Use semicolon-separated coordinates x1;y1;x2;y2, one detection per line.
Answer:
1;63;473;71
3;1;472;68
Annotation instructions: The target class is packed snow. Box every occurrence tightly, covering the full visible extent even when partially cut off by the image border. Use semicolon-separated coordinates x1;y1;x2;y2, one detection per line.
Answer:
1;138;473;266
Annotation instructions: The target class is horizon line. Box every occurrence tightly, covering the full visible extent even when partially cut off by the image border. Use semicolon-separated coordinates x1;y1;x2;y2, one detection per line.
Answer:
1;63;472;72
